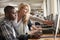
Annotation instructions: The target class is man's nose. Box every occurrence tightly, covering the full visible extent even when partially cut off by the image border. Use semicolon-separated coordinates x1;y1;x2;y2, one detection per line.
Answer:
14;14;17;17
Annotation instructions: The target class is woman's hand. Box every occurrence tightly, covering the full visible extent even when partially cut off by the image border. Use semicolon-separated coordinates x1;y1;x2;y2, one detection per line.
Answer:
28;27;42;35
43;20;54;26
28;25;42;38
31;25;42;30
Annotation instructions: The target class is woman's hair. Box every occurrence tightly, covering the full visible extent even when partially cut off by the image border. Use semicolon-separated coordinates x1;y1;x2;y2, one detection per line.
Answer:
18;2;31;14
18;3;31;24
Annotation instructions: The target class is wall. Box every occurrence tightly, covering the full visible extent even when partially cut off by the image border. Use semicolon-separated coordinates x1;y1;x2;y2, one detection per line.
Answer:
0;8;4;14
59;0;60;29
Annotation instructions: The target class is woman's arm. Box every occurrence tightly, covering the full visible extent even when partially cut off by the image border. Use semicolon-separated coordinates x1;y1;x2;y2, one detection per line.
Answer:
30;15;54;26
30;15;44;23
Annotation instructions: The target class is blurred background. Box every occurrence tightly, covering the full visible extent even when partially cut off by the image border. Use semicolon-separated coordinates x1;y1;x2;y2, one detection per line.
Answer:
0;0;60;40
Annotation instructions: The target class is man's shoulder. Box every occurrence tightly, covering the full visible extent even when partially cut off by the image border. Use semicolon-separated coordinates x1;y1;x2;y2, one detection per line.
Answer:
0;18;6;26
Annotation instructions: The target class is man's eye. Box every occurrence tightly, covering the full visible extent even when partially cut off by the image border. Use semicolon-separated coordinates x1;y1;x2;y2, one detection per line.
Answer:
12;12;15;14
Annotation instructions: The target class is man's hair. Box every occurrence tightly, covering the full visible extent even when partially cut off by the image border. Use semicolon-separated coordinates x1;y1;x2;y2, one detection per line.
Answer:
4;6;14;14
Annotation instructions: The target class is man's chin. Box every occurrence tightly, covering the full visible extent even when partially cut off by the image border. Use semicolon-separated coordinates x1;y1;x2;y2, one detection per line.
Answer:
11;18;15;20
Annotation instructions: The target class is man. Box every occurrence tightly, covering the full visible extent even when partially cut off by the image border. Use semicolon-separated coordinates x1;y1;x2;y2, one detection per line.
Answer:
0;6;18;40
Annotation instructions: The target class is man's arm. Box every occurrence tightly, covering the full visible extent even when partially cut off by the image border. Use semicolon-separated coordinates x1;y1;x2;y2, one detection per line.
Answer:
0;24;15;40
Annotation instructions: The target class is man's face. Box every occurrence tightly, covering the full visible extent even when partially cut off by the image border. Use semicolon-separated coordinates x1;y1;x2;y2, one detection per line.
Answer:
9;9;17;20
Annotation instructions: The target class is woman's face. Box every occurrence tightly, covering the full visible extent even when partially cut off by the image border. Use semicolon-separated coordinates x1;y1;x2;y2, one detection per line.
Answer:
20;6;29;16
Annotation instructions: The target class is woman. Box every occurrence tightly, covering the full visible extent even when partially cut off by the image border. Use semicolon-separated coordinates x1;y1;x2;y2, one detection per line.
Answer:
16;3;41;39
18;3;38;34
17;3;30;35
17;3;53;38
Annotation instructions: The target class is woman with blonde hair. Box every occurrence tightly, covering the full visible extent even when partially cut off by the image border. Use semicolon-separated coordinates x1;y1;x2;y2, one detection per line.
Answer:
18;2;31;24
16;3;53;40
13;3;42;40
17;3;30;35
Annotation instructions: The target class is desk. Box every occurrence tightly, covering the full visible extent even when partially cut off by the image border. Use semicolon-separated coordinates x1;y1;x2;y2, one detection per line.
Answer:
29;38;60;40
28;34;60;40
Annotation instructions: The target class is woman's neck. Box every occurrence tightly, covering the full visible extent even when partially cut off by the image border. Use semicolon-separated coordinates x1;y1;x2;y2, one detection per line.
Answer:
18;12;23;22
